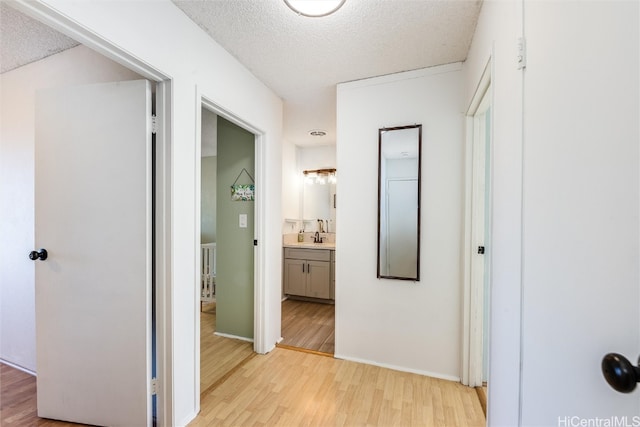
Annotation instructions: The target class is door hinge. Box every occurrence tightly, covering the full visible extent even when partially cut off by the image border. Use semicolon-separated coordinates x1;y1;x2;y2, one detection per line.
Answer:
151;114;158;135
517;37;526;70
254;239;258;246
477;246;485;255
151;377;158;395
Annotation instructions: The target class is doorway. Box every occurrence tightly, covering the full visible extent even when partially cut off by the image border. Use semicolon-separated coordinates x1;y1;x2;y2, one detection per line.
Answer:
198;102;260;396
279;145;337;356
462;61;492;416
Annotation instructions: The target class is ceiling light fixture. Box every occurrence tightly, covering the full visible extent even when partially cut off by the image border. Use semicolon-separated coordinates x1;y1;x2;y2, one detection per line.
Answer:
309;129;327;137
284;0;346;17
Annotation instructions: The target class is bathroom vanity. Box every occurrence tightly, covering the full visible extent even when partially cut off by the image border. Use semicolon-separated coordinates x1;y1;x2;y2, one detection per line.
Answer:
282;163;337;303
283;243;335;302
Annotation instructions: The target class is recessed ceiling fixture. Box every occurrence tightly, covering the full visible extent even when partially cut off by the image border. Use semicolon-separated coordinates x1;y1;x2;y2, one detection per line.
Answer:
284;0;346;17
309;129;327;137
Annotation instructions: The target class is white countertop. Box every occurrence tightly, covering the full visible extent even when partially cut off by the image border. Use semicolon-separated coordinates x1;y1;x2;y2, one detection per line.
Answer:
282;232;335;250
283;242;335;250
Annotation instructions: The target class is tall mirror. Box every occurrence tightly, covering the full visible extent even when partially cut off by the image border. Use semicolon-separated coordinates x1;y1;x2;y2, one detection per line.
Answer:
377;125;422;280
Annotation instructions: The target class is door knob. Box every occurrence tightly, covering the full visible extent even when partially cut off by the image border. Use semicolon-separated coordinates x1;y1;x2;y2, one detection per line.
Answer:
601;353;640;393
29;249;48;261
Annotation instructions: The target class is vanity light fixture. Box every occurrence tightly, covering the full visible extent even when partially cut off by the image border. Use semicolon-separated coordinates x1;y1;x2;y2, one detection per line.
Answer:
304;168;337;185
284;0;346;17
304;171;318;184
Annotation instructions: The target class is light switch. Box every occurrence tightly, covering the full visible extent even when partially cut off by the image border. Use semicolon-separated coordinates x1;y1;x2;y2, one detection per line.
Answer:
239;214;247;228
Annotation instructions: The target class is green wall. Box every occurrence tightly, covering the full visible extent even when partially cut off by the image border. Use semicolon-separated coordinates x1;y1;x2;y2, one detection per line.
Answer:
201;156;217;243
216;117;254;339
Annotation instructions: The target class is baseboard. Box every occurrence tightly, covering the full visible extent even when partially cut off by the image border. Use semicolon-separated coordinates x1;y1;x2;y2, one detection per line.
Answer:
285;295;335;305
0;359;36;376
333;353;460;383
263;342;277;354
276;343;334;358
176;409;199;427
213;332;254;343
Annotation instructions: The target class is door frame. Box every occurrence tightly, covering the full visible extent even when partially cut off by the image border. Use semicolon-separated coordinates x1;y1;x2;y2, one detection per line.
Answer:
462;59;492;388
10;2;173;426
195;93;266;399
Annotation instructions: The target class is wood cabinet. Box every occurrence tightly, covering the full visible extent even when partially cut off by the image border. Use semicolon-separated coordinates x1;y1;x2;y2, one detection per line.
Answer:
284;247;334;300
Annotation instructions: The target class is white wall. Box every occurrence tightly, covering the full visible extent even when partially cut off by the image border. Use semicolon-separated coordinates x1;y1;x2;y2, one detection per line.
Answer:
520;1;639;424
0;45;142;372
462;1;524;425
335;63;464;380
6;2;283;425
282;139;300;233
297;144;336;171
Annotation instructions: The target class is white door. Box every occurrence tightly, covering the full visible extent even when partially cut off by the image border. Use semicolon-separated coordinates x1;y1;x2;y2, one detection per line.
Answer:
469;92;491;387
34;80;153;426
519;2;639;423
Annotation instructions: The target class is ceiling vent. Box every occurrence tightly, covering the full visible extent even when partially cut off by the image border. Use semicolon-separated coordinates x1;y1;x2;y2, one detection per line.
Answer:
309;130;327;137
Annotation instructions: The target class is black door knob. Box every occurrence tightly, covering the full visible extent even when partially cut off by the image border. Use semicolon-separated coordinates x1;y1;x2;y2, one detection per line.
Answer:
28;249;48;261
602;353;640;393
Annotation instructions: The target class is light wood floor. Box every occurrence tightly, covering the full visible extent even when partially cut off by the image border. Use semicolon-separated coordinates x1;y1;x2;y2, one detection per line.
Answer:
2;303;486;427
279;299;335;354
476;385;488;416
0;302;253;426
200;301;254;394
0;363;85;427
190;347;486;426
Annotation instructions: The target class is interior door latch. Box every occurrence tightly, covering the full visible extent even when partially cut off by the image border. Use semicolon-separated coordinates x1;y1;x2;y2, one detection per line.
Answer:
477;246;485;254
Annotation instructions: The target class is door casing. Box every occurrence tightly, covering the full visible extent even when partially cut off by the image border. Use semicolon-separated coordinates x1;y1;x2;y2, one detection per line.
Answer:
462;59;492;389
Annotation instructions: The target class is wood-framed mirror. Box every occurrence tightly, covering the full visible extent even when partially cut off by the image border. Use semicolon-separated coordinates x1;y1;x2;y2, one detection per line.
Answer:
377;124;422;281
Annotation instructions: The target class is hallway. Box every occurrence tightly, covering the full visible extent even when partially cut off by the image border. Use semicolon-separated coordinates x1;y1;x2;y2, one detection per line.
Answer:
1;348;485;427
191;347;485;426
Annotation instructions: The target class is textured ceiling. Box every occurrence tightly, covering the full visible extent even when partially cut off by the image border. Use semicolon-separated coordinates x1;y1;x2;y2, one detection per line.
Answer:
1;1;482;147
172;0;482;146
0;3;79;74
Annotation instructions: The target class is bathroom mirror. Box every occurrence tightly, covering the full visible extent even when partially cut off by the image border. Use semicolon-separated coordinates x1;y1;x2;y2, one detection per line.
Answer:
303;168;337;232
377;125;421;280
